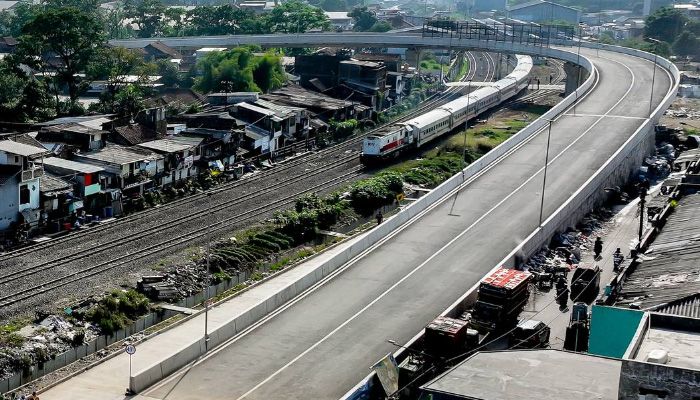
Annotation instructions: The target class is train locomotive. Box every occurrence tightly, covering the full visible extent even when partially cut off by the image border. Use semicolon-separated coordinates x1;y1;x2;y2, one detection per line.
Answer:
360;55;533;164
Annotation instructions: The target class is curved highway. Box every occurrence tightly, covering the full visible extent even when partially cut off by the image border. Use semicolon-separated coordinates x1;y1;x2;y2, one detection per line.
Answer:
131;46;675;399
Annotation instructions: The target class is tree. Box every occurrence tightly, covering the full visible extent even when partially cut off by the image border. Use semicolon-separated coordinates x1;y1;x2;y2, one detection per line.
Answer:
368;21;392;32
42;0;100;14
0;58;52;122
124;0;166;38
194;47;286;94
265;0;330;33
672;31;700;58
18;7;105;112
644;7;686;41
185;5;252;36
252;53;287;93
0;2;41;37
349;7;377;32
321;0;347;12
156;59;182;87
113;84;145;118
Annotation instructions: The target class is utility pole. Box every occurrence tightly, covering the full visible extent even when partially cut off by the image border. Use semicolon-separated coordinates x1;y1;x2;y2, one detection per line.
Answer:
637;184;648;250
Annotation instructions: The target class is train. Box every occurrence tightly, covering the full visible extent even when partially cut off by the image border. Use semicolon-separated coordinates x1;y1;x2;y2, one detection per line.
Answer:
360;55;533;164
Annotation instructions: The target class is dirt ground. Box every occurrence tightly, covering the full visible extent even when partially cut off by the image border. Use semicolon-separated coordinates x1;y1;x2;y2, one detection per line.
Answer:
661;97;700;132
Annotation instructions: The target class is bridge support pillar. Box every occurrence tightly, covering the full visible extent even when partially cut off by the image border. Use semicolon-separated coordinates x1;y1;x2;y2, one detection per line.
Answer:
406;47;422;71
564;62;588;96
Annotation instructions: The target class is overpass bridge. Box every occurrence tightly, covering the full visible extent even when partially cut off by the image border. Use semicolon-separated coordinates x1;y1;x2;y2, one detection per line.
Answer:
69;34;676;399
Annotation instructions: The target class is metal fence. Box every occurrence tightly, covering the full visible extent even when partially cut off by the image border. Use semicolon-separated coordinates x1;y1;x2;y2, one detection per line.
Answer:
0;270;254;394
422;20;576;47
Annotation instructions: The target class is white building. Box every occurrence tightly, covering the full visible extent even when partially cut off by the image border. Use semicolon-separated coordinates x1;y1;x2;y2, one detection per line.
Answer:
0;141;47;231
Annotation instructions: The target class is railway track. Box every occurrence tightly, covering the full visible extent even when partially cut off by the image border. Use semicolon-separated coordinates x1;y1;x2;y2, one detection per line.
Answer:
0;63;479;263
0;52;499;316
507;59;566;106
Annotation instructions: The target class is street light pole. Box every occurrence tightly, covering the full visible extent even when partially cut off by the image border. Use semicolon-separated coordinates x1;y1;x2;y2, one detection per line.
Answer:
645;38;662;117
538;119;553;227
204;191;212;351
449;80;471;217
462;80;472;163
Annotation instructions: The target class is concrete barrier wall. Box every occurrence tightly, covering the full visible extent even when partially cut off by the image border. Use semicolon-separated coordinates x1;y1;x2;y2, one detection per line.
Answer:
342;45;679;400
126;54;572;394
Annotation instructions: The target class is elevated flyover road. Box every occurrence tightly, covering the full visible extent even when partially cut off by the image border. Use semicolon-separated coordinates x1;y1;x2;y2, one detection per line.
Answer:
126;47;674;399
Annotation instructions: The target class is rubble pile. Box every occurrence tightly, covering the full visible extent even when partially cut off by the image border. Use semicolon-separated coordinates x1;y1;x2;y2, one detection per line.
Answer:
522;209;613;281
0;316;99;380
665;107;700;120
138;263;209;301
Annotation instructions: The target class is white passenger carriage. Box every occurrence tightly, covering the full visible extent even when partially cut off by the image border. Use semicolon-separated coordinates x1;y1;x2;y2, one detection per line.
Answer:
360;55;533;163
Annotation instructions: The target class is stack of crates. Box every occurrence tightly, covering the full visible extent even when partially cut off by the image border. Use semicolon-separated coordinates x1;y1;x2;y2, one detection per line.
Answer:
471;268;532;333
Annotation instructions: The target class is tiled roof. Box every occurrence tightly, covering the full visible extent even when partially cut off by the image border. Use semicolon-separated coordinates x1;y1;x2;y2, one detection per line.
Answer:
40;174;72;195
113;124;164;146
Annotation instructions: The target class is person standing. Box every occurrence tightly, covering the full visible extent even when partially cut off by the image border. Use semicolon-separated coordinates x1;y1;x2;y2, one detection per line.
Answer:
593;237;603;260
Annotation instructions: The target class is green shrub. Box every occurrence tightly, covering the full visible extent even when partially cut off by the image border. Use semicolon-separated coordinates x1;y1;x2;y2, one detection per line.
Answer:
349;172;404;215
250;237;281;252
88;290;150;335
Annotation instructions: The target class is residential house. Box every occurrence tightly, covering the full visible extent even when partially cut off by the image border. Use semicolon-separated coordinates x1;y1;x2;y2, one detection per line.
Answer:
207;92;259;106
325;11;353;30
338;60;387;110
142;41;182;61
0;140;47;232
39;173;74;230
72;144;163;195
41;157;107;212
232;101;301;154
0;1;19;13
173;111;241;131
180;128;241;167
110;123;164;146
136;136;202;186
254;99;309;142
0;36;17;54
238;1;276;14
262;85;370;123
36;123;107;152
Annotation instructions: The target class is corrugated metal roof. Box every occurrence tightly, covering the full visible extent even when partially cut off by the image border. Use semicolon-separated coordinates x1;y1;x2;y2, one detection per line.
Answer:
74;145;161;165
235;102;275;116
653;295;700;319
0;140;48;157
42;157;104;174
617;194;700;310
137;138;195;153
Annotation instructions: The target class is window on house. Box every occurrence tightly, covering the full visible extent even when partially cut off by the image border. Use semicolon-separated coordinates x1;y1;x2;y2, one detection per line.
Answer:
19;184;30;205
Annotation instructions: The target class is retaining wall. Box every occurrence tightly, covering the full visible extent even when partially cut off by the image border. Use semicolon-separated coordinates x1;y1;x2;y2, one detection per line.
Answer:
342;44;679;400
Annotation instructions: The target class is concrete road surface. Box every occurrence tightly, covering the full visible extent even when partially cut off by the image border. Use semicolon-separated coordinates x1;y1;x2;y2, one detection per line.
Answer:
141;48;672;400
